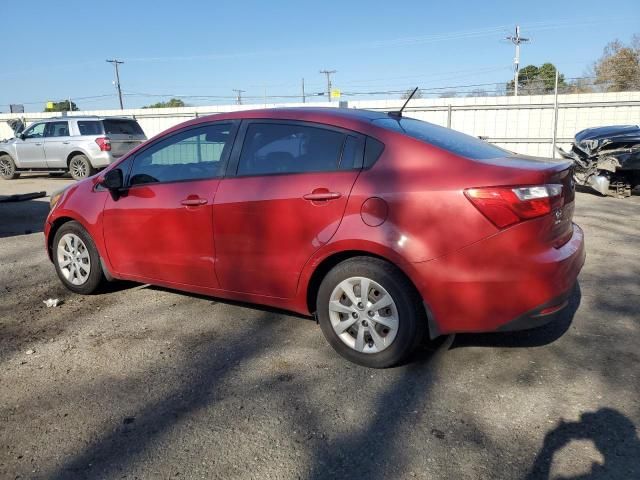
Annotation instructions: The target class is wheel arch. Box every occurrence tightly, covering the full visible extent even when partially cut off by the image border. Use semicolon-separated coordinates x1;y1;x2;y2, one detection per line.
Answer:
304;249;430;332
47;216;76;260
66;150;90;166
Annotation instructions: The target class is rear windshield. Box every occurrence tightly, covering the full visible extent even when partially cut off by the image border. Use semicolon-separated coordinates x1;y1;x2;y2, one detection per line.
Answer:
102;119;144;136
373;117;509;160
77;120;104;136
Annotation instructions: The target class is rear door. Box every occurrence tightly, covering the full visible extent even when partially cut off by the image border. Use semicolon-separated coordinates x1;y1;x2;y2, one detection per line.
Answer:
213;120;364;298
102;118;147;159
43;121;72;168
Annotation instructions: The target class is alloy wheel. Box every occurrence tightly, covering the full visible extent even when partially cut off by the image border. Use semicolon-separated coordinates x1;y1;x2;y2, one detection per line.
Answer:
57;233;91;285
328;276;399;354
0;157;12;177
70;158;87;178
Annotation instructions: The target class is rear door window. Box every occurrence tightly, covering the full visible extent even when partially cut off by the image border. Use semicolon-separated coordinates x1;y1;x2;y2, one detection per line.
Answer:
102;119;144;136
44;121;70;137
77;121;104;136
237;123;348;176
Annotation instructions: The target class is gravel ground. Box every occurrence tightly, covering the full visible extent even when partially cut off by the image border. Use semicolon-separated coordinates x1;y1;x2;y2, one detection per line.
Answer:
0;175;639;480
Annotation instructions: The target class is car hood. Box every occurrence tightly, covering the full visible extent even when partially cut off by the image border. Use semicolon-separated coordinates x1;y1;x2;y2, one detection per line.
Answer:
574;124;640;155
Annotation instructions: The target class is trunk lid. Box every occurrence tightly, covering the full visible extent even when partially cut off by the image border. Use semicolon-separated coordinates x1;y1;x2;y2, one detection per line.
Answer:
102;119;147;158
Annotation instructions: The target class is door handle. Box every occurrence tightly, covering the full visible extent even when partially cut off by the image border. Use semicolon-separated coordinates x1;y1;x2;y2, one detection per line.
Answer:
181;198;208;206
303;191;342;202
35;142;43;146
62;141;70;144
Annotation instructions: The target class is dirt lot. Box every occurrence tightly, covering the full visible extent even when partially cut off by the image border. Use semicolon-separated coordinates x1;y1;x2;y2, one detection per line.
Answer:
1;175;639;480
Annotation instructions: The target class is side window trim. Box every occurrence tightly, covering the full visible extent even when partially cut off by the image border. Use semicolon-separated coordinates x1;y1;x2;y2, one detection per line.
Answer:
126;120;239;188
225;119;365;178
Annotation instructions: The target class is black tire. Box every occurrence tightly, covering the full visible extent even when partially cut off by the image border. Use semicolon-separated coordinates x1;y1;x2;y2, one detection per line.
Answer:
52;221;105;294
68;154;95;180
316;257;426;368
0;154;20;180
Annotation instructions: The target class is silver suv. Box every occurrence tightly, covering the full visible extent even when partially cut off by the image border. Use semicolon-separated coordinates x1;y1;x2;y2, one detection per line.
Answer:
0;116;147;180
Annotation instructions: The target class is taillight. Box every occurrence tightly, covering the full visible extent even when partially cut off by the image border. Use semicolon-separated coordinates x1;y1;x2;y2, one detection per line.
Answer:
95;137;111;151
464;184;563;228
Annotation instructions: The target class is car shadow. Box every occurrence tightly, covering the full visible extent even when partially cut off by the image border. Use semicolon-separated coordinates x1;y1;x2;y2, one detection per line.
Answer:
526;407;640;479
450;283;581;349
144;284;316;322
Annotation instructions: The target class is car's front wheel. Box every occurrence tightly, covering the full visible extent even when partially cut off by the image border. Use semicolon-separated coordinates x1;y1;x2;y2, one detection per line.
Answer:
0;154;20;180
53;221;105;294
317;257;425;368
68;154;95;180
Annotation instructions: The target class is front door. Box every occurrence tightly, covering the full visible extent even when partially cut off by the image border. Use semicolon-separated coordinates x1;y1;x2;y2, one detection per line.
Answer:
14;122;47;167
214;120;363;298
102;122;237;288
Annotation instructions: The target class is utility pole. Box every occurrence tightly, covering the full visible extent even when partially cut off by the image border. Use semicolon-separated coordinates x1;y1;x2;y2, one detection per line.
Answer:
106;59;125;109
505;26;529;96
319;69;336;102
301;78;306;104
233;89;245;105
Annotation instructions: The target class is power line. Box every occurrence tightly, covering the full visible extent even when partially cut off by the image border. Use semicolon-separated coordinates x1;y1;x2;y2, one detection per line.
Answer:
106;59;125;110
319;70;336;102
232;89;246;105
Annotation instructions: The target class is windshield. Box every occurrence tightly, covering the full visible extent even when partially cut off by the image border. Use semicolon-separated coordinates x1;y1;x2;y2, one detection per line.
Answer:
373;117;509;160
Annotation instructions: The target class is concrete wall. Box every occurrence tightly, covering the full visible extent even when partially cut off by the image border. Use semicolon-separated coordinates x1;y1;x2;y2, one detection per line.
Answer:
1;92;639;157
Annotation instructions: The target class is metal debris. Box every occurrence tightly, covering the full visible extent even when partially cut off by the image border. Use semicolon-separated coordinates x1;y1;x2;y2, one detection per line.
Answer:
557;125;640;198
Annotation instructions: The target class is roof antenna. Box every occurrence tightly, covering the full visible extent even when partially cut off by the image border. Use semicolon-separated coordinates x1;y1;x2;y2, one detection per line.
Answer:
389;87;419;118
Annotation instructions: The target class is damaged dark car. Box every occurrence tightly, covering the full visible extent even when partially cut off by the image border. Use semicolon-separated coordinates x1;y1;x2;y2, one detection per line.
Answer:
558;124;640;198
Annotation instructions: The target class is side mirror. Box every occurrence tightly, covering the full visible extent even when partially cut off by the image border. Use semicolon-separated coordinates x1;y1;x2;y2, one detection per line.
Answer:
17;133;25;140
103;168;124;190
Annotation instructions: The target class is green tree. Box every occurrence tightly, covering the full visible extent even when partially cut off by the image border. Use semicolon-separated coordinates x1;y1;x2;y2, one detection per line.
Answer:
593;36;640;92
142;98;186;109
44;100;79;112
506;63;566;95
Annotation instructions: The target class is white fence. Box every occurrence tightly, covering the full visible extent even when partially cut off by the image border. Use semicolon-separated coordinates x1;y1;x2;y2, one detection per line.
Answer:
1;92;639;157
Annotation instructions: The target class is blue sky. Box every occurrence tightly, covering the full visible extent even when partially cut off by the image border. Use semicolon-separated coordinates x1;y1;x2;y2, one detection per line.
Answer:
1;0;638;112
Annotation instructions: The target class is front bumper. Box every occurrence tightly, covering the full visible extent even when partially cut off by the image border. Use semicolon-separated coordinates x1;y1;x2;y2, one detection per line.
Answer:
413;222;585;336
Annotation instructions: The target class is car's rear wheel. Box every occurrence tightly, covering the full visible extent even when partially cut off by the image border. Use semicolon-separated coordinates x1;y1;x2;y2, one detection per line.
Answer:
0;154;20;180
68;154;95;180
317;257;425;368
53;221;105;294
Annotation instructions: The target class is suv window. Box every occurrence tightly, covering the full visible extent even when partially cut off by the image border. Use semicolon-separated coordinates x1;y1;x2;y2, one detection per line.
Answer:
373;117;509;160
44;121;69;137
129;124;232;185
77;121;103;136
22;123;45;139
237;123;347;176
103;119;144;136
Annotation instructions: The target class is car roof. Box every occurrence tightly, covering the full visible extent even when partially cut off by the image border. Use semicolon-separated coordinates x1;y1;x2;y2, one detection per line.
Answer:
40;116;138;122
180;107;391;132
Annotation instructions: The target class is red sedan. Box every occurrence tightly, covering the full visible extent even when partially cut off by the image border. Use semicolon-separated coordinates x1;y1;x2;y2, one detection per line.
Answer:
45;108;585;368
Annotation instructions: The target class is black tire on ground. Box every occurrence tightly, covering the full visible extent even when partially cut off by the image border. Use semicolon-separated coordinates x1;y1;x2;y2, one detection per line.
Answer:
52;221;105;294
316;256;426;368
0;154;20;180
68;154;95;180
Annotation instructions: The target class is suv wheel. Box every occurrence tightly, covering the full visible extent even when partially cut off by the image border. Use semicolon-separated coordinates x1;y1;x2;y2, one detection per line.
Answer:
53;221;105;294
317;257;426;368
0;154;20;180
68;154;95;180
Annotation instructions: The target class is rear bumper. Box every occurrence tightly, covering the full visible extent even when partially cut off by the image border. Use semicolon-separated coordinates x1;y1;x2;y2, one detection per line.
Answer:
414;222;585;336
